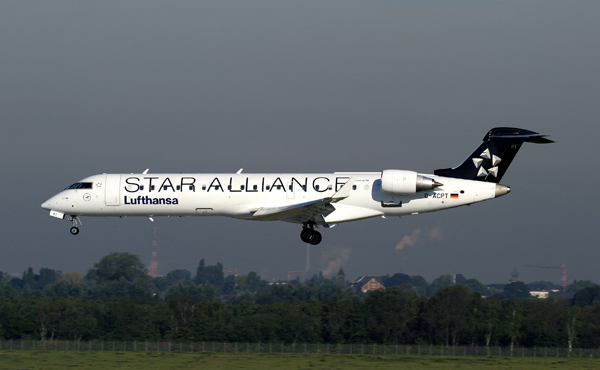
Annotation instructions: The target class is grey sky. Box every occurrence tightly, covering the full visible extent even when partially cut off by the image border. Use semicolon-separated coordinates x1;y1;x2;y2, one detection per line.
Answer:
1;1;598;285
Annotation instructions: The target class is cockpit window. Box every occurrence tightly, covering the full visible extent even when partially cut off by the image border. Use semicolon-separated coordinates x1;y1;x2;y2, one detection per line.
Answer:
66;182;93;190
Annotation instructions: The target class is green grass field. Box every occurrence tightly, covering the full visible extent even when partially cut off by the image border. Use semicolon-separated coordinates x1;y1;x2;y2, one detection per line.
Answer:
0;351;598;370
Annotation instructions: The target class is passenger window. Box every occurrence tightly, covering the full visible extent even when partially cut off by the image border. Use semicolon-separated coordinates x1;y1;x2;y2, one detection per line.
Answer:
277;185;281;190
352;185;357;190
228;185;232;190
289;185;293;191
163;186;169;190
140;186;144;191
364;185;369;191
266;185;270;190
315;185;320;190
151;185;155;191
302;185;306;191
176;185;181;191
189;185;194;191
253;185;258;190
215;186;220;190
327;185;332;190
202;185;207;190
241;185;245;190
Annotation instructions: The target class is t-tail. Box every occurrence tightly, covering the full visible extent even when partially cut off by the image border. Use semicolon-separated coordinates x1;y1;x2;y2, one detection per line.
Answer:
434;127;553;183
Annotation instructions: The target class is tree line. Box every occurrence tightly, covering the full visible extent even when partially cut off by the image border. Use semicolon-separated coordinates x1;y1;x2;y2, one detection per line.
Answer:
1;252;600;349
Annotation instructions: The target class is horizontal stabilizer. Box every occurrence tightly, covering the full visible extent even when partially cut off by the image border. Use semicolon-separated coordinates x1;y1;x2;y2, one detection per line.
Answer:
491;133;554;144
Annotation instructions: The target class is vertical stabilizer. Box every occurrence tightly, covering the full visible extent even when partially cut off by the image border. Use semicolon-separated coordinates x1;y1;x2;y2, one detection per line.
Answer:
434;127;553;183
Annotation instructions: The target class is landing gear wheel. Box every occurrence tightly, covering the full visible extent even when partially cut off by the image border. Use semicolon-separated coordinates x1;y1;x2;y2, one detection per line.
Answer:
68;215;81;235
300;228;315;243
300;222;323;245
309;231;322;245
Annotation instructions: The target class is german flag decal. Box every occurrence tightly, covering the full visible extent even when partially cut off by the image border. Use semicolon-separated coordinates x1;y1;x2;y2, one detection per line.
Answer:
451;194;459;199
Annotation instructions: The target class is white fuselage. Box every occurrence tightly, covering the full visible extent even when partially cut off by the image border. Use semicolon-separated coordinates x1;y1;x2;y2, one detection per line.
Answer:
41;172;502;225
41;126;547;242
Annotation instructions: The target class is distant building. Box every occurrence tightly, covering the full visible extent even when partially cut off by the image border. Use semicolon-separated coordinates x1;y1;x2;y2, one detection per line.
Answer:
530;290;574;299
352;276;385;293
530;290;552;299
336;268;346;288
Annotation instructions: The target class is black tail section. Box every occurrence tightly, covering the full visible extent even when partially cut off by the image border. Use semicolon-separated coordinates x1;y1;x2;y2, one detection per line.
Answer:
434;127;553;183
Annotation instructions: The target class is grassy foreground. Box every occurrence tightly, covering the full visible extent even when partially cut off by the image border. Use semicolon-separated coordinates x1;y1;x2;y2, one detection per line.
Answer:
0;351;598;370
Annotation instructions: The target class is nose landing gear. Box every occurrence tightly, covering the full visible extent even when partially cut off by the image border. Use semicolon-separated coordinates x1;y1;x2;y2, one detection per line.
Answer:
300;222;322;245
68;216;81;235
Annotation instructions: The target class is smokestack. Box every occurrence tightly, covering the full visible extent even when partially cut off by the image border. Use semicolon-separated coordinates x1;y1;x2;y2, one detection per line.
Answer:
148;227;158;277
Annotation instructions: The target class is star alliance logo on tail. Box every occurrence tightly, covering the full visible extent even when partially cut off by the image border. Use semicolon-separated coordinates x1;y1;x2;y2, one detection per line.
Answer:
472;148;502;178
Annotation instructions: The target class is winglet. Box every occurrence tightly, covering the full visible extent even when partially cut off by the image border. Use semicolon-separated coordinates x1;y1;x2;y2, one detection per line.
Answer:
331;177;354;202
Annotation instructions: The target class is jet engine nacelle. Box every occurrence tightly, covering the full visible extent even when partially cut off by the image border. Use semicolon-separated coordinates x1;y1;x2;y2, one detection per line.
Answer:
381;169;441;195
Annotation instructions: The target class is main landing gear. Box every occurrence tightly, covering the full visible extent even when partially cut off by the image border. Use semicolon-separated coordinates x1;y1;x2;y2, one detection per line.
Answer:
68;215;81;235
300;222;322;245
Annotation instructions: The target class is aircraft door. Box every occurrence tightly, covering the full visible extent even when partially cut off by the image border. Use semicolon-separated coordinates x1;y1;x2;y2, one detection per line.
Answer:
286;181;295;199
104;174;121;206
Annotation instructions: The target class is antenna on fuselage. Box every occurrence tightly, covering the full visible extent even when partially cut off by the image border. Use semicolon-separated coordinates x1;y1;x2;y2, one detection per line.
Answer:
142;169;149;174
236;168;243;174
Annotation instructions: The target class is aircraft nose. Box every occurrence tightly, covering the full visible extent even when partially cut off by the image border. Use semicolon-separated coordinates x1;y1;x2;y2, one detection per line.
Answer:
41;198;54;210
41;194;61;210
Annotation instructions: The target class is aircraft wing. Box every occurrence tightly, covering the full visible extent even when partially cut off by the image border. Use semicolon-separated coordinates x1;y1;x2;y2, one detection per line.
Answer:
252;178;354;224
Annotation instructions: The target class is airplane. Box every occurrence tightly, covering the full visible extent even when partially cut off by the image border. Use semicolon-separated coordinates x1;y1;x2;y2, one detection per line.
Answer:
41;127;552;245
